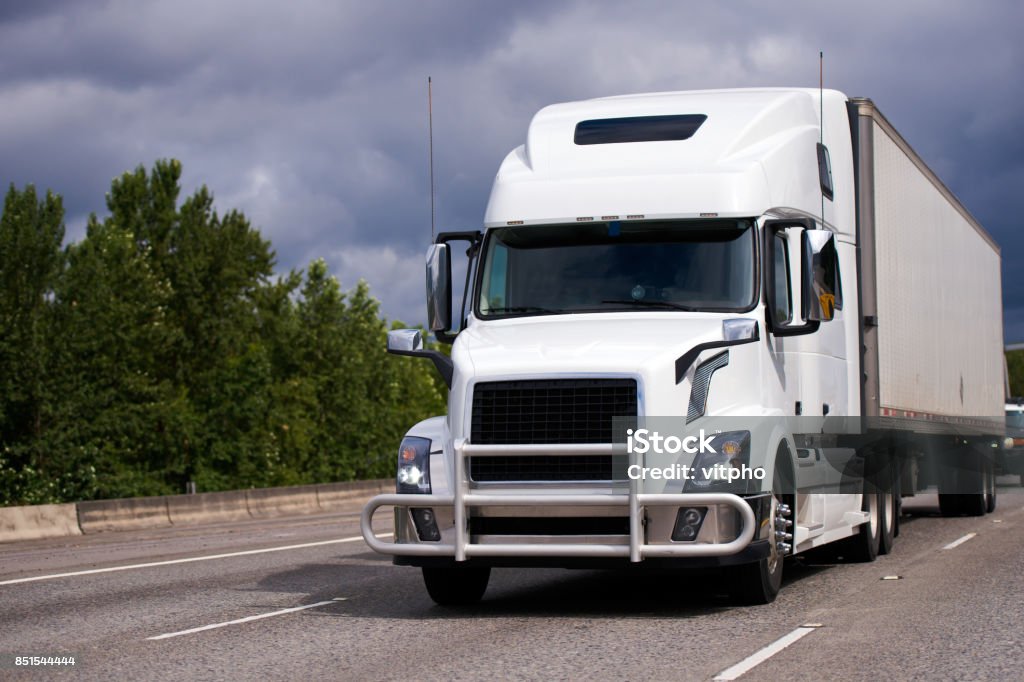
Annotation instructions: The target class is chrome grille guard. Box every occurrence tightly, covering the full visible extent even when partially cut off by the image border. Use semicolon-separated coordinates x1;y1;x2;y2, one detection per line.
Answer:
360;439;757;561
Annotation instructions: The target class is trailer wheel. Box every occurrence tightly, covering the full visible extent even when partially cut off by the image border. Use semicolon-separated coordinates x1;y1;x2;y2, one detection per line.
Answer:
938;455;989;517
422;565;490;606
957;460;990;517
937;493;962;516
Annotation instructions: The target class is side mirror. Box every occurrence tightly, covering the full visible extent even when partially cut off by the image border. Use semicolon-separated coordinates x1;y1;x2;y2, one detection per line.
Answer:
426;244;451;333
386;328;424;353
803;230;843;322
385;328;453;389
764;218;842;337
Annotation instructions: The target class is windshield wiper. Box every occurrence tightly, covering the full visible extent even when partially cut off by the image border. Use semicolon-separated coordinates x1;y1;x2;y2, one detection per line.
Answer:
600;299;699;312
490;306;566;314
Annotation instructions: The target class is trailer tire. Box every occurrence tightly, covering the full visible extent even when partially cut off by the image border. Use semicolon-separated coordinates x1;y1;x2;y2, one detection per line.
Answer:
938;494;962;516
939;457;989;517
422;566;490;606
958;459;990;517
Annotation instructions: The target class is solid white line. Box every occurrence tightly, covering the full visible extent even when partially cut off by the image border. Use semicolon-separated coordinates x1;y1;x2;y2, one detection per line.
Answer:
147;597;347;640
0;533;390;586
713;627;818;680
942;532;977;550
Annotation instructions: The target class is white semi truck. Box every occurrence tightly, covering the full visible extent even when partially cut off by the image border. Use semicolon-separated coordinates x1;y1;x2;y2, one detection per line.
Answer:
361;88;1005;605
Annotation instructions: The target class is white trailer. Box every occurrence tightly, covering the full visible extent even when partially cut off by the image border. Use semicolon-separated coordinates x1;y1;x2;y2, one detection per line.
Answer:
362;88;1004;605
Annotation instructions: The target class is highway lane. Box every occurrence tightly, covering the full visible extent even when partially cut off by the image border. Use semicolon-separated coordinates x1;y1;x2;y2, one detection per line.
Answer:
1;481;1023;680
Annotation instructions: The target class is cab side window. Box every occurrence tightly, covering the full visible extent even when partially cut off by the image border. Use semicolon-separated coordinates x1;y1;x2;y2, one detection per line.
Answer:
771;232;792;324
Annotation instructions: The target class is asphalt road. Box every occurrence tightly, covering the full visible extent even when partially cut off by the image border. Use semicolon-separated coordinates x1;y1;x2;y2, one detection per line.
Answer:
2;481;1023;681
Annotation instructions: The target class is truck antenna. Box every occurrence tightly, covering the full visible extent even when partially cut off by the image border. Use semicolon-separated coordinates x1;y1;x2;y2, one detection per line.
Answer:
820;51;825;225
428;76;436;244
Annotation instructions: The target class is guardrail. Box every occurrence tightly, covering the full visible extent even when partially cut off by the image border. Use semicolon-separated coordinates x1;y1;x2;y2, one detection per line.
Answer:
0;478;391;543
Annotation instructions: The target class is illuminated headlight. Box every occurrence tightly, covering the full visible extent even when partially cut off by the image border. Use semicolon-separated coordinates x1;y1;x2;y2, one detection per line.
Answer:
1005;436;1016;450
396;436;432;494
685;430;752;491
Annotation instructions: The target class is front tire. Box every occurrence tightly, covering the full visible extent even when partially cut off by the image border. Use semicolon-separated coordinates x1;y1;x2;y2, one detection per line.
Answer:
730;463;789;605
422;565;490;606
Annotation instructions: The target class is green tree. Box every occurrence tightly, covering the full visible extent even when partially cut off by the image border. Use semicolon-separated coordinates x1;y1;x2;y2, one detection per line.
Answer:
54;215;180;498
2;159;448;504
0;185;67;503
1008;349;1024;398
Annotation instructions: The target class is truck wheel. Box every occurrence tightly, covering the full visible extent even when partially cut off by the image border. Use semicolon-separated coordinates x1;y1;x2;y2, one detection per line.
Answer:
877;457;898;554
985;464;997;514
838;485;880;562
892;458;902;538
937;493;962;516
730;466;789;605
939;458;989;517
958;460;990;517
422;565;490;606
878;489;896;555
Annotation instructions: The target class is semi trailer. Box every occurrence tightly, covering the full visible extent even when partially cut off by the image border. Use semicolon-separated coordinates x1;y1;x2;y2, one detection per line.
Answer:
361;88;1005;605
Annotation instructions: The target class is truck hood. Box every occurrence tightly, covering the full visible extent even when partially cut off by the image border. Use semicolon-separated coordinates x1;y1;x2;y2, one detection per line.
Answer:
455;313;732;380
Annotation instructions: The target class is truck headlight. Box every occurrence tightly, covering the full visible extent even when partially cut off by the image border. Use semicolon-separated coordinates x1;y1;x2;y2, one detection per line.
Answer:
685;430;752;491
1005;436;1016;450
397;436;432;494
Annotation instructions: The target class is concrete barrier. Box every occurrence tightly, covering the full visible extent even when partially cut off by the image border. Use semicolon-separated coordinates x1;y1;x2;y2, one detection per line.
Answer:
167;490;251;525
0;478;392;541
246;484;321;518
317;479;391;510
0;503;82;543
77;496;172;533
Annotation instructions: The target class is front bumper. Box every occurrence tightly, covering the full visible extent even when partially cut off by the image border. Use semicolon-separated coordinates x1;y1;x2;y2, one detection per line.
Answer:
360;439;761;563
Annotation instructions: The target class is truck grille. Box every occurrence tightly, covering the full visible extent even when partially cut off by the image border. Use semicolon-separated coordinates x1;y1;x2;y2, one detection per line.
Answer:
471;378;637;445
469;378;637;482
470;455;619;482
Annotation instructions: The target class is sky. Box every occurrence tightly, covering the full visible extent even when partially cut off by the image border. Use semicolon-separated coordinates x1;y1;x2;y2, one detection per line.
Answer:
2;0;1022;341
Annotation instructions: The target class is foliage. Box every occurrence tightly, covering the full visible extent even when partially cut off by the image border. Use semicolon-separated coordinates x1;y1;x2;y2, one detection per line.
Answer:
1008;349;1024;399
0;162;445;505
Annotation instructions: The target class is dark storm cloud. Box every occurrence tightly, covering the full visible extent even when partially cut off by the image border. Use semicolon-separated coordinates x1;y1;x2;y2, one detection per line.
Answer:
1;0;1021;339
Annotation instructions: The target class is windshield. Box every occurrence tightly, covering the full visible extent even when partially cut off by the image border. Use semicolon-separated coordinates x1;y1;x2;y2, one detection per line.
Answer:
476;219;756;317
